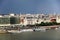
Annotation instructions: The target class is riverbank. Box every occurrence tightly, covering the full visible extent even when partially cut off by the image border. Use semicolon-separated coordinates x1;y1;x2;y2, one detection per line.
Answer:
7;25;60;33
0;25;59;34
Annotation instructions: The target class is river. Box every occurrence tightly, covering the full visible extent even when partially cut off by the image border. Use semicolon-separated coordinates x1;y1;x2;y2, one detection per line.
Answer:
0;30;60;40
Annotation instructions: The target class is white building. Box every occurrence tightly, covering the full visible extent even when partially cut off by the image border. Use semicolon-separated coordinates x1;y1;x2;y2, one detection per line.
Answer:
20;14;50;25
56;15;60;23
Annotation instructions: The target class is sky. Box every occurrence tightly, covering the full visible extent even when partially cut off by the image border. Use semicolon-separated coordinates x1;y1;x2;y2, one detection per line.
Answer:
0;0;60;14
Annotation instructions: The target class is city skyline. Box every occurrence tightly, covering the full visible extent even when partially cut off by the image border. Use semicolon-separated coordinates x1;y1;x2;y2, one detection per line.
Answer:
0;0;60;14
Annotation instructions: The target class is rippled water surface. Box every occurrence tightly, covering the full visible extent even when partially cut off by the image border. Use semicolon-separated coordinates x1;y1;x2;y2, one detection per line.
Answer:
0;30;60;40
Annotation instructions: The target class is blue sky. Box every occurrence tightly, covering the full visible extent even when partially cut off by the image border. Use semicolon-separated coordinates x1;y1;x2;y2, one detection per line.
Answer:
0;0;60;14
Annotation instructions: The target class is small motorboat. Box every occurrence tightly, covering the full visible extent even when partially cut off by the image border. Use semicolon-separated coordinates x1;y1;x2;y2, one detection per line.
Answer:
33;27;46;32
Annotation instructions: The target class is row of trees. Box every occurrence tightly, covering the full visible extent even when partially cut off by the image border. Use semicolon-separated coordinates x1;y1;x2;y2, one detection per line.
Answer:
27;22;60;27
35;22;60;26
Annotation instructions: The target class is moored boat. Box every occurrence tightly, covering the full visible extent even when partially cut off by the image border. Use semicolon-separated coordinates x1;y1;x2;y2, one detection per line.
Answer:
8;29;33;33
33;27;46;32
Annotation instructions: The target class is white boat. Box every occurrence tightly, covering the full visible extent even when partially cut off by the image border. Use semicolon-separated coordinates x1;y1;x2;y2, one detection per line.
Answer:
20;29;33;32
8;29;33;33
33;27;46;31
55;27;60;31
8;30;21;33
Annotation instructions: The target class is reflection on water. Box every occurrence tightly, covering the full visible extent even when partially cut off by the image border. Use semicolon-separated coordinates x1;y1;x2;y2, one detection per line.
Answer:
0;30;60;40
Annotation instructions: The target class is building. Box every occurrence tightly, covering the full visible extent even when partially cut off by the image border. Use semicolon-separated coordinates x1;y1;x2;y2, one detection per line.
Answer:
0;14;20;27
56;15;60;23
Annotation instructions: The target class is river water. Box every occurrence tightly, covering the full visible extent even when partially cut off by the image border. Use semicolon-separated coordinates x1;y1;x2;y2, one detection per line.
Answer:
0;30;60;40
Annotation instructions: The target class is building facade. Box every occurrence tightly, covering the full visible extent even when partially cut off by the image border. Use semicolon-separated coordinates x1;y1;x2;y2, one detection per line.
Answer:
0;13;59;26
0;14;20;26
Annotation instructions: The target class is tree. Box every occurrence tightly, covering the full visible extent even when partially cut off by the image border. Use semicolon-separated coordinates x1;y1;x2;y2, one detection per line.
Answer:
40;22;45;26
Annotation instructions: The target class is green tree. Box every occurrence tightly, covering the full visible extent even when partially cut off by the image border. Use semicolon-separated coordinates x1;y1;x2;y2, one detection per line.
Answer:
40;22;45;26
